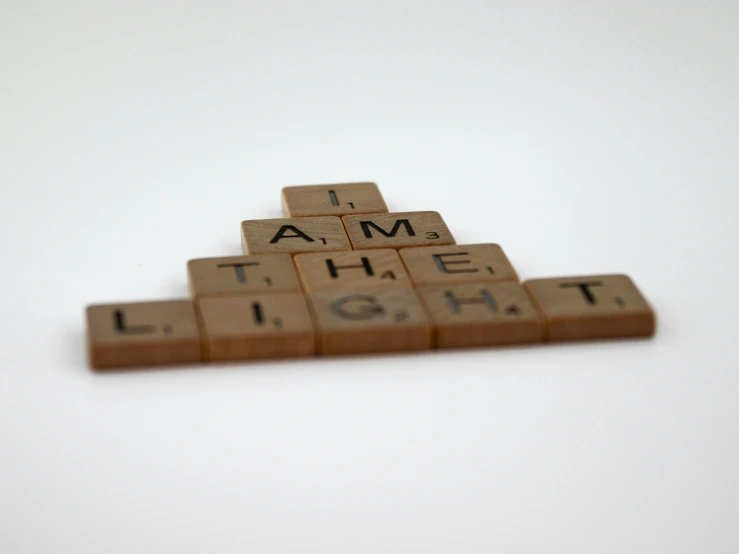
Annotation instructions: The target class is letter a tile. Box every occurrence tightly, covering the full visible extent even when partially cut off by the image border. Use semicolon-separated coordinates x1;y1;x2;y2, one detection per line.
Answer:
241;216;351;255
523;274;656;341
342;211;455;250
309;288;431;355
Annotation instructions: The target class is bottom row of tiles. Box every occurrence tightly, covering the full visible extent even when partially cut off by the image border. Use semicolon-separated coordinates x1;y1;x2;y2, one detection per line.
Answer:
86;274;656;369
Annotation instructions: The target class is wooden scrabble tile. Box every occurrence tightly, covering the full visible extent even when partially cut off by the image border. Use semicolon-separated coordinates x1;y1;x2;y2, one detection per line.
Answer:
416;282;543;348
294;249;412;292
188;254;301;298
399;243;519;286
282;182;388;217
308;288;431;355
86;300;202;369
342;211;455;250
523;274;656;341
242;216;351;256
197;293;315;361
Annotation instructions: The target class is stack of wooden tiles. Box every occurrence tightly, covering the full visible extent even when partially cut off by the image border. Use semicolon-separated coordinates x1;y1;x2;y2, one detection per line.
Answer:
86;182;656;369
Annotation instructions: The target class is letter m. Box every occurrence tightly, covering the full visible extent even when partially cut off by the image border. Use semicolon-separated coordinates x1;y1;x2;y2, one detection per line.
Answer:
360;219;415;239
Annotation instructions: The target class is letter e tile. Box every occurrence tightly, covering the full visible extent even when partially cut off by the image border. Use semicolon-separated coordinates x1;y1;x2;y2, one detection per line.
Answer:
400;243;518;286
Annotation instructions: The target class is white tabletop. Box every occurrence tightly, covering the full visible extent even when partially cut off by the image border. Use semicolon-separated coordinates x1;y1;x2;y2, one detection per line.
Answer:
1;1;738;552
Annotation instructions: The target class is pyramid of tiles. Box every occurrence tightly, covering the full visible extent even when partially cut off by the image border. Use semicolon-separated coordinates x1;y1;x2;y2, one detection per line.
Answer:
86;182;656;369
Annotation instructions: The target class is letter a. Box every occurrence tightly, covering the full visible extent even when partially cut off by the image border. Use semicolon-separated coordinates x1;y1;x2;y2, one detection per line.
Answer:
269;225;315;244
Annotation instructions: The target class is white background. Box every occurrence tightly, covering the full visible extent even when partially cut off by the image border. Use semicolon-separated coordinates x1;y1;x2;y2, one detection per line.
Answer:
1;1;738;552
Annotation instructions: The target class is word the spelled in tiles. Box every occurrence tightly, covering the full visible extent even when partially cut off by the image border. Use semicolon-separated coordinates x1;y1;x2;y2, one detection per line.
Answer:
86;181;656;369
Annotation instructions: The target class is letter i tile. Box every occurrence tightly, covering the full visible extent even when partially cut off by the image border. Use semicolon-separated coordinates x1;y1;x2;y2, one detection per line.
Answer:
197;293;316;361
281;182;388;217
